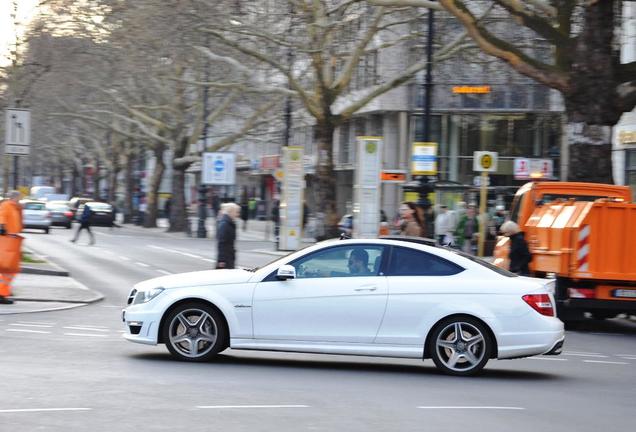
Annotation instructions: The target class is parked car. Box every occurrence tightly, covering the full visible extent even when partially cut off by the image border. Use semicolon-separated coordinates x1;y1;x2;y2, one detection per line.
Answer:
78;202;115;227
21;200;52;234
46;200;73;229
122;237;564;376
69;196;94;219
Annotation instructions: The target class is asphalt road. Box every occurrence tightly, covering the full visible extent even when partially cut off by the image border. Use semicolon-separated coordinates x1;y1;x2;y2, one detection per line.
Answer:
1;225;635;432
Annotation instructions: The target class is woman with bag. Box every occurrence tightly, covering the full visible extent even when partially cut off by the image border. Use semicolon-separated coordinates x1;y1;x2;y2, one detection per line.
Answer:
0;190;24;305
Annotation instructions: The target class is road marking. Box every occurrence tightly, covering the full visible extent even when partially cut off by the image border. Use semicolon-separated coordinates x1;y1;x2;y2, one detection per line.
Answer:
148;245;204;259
6;329;50;334
582;360;629;365
417;406;525;410
136;262;150;268
100;305;121;308
563;353;608;358
201;258;216;263
17;321;56;325
10;323;53;328
0;408;92;413
157;269;172;275
563;351;601;355
63;327;109;332
196;405;310;409
118;256;130;261
64;333;108;338
527;357;567;361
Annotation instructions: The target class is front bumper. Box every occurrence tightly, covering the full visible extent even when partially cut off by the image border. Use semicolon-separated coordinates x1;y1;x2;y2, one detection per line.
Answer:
122;306;162;345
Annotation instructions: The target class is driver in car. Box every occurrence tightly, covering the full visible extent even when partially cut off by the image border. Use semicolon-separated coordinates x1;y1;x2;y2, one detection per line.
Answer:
348;249;373;276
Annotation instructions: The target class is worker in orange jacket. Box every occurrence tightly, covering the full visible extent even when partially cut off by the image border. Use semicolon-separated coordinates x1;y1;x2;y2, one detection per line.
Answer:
0;190;23;304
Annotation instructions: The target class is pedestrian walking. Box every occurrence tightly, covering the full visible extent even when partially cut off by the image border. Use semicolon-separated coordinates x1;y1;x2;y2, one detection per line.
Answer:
434;205;456;246
216;202;239;269
398;202;424;237
500;221;532;276
0;190;23;304
71;203;95;245
455;205;479;254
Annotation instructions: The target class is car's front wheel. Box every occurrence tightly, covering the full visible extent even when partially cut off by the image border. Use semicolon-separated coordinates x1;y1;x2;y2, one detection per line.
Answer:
428;317;492;376
162;302;228;362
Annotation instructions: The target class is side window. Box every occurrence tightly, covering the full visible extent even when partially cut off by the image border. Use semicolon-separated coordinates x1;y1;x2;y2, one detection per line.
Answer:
290;245;385;279
387;247;463;276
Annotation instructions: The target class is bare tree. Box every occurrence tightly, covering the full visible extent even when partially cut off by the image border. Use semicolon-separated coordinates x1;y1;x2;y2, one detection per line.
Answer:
207;0;471;236
370;0;636;183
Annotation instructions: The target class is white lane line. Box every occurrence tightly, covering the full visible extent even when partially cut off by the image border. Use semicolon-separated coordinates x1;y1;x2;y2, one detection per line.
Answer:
417;406;525;411
100;305;121;308
527;357;568;361
118;256;130;261
157;269;172;275
136;262;150;268
6;329;51;334
0;408;92;414
148;245;204;259
17;321;56;325
196;405;310;409
64;333;108;338
63;327;109;332
74;324;108;329
583;360;629;365
201;258;216;264
562;353;608;358
10;323;53;328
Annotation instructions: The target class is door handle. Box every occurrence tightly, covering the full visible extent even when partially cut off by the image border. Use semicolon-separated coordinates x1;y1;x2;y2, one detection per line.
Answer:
355;286;378;292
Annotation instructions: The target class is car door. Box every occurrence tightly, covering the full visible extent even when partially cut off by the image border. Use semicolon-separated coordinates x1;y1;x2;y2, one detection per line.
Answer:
253;244;388;343
375;246;465;345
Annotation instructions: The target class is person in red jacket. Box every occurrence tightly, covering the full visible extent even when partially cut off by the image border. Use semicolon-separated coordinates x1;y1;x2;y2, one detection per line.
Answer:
0;190;23;304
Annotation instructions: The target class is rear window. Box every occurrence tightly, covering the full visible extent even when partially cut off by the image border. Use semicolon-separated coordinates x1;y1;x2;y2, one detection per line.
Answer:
88;203;112;211
24;202;45;210
446;249;518;277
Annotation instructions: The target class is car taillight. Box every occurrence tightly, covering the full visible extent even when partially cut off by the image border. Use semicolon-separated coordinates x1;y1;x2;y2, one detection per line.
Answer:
64;211;73;217
522;294;555;317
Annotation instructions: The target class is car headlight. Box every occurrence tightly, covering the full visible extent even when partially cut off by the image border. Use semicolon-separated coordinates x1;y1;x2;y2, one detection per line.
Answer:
132;287;165;304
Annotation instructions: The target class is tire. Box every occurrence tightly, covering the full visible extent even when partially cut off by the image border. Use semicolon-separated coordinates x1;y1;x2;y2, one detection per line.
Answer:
66;223;72;229
44;228;50;234
428;316;492;376
162;302;228;362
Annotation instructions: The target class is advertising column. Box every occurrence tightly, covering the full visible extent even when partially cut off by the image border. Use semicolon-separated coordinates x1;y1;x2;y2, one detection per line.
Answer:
279;146;304;250
353;136;383;238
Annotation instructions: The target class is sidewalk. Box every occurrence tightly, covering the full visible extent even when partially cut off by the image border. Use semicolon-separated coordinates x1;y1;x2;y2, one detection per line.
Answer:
0;248;103;315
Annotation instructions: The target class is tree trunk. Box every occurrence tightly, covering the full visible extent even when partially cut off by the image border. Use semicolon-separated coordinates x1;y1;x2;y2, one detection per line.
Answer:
144;145;166;228
563;1;619;184
564;121;613;183
313;120;339;240
107;165;119;204
123;152;134;223
92;157;100;200
167;167;189;232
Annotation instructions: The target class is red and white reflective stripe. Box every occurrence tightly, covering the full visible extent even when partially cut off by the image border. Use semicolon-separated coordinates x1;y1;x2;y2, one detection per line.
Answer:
577;225;590;272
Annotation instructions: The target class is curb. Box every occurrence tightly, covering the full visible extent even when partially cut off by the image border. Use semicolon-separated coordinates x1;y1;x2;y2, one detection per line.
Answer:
21;266;70;277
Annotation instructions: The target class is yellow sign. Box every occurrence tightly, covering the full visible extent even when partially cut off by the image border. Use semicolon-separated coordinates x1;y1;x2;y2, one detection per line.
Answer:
289;229;296;237
274;169;284;181
473;151;498;172
452;85;491;94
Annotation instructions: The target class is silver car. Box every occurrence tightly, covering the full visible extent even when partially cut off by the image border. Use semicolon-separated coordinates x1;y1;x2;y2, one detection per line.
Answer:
22;200;52;234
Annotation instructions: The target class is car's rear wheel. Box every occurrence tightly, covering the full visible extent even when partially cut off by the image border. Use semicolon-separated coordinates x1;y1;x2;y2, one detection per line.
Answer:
44;228;50;234
162;302;228;362
429;317;492;376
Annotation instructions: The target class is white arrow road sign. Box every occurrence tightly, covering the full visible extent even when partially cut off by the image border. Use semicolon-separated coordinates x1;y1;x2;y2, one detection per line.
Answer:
5;109;31;147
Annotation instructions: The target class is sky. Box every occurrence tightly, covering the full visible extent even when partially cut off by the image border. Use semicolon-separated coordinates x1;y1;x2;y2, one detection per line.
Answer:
0;0;39;66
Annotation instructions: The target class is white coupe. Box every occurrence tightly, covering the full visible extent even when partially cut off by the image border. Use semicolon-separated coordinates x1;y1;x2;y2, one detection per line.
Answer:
122;238;564;376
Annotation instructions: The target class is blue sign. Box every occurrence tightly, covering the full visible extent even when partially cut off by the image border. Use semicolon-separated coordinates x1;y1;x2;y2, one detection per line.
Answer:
214;159;225;172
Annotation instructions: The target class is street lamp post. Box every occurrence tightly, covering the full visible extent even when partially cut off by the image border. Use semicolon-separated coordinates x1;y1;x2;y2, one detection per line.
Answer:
196;34;211;239
417;8;435;237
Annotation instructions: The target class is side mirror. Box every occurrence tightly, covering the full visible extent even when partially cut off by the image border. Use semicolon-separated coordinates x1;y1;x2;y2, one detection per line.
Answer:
276;265;296;280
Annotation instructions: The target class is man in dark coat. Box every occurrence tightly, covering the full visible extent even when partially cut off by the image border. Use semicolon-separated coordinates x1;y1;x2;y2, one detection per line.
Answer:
501;221;532;276
216;203;239;269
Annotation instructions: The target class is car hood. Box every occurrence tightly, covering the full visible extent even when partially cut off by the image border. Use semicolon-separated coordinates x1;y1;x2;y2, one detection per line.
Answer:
134;269;254;291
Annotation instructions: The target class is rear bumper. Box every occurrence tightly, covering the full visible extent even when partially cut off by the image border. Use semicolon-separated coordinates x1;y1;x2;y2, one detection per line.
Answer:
23;221;51;228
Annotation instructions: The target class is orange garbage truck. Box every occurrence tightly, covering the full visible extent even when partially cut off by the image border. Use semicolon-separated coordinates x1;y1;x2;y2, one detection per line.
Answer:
494;182;636;320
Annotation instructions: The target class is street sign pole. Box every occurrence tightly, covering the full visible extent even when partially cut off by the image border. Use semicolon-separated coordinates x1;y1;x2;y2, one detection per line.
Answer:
478;171;488;257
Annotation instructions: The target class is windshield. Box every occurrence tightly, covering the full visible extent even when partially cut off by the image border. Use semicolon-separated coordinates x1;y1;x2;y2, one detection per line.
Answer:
24;202;46;210
88;203;112;211
446;248;518;277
